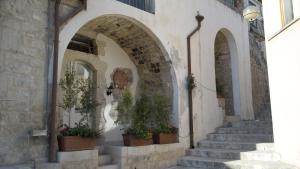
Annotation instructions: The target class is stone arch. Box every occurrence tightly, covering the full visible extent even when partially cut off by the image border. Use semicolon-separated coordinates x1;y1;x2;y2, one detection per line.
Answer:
59;14;179;139
214;28;241;117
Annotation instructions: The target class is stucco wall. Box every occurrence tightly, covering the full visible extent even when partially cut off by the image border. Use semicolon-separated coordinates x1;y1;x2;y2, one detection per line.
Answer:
263;0;300;166
59;0;254;147
60;33;139;143
0;0;49;165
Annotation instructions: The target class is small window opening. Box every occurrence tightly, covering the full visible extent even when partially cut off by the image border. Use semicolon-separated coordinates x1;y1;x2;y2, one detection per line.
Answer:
67;34;98;55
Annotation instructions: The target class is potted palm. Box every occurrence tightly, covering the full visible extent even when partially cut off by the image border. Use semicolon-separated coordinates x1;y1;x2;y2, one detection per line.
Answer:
152;94;177;144
115;88;153;146
58;63;100;151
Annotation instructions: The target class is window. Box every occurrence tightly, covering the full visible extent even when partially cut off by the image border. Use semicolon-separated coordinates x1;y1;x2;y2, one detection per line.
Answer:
73;61;96;108
74;61;94;81
67;34;98;55
280;0;294;26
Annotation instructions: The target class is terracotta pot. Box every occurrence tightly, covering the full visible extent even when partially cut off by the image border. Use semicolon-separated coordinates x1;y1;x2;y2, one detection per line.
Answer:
122;134;153;146
57;136;97;152
153;133;177;144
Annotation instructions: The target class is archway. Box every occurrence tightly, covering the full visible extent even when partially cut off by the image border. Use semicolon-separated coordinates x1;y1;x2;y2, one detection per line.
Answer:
214;29;241;117
58;15;176;143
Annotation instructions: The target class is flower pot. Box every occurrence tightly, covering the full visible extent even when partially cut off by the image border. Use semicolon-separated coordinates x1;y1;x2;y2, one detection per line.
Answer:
122;134;153;146
57;136;97;151
153;133;177;144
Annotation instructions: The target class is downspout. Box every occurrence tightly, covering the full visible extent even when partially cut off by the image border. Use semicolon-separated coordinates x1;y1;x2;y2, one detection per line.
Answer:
49;0;61;162
187;14;204;149
49;0;88;162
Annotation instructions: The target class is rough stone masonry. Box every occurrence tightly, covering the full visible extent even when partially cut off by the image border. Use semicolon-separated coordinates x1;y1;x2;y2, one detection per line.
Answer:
0;0;49;165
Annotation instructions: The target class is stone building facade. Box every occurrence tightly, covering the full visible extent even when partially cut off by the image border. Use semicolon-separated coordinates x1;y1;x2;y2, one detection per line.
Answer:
0;0;271;168
0;0;49;165
248;0;272;121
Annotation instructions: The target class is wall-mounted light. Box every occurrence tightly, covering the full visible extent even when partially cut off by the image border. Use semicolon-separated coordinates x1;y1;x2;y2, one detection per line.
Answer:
106;82;115;96
243;5;261;21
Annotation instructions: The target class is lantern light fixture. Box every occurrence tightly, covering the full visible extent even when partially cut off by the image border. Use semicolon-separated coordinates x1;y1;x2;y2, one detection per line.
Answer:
243;5;261;22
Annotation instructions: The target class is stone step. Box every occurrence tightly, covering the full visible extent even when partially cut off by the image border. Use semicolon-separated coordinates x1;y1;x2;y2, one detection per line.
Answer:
216;127;273;134
189;148;281;162
241;150;281;161
256;143;275;151
99;154;112;166
96;145;106;154
188;148;241;160
177;156;298;169
98;164;118;169
207;134;273;142
167;166;199;169
231;121;272;128
199;141;257;151
199;141;275;151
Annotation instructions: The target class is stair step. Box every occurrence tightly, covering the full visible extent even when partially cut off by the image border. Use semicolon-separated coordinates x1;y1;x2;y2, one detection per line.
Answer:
241;151;281;161
99;154;112;166
199;141;257;151
96;145;106;154
98;164;118;169
231;121;272;128
208;134;273;142
189;148;241;160
256;143;275;151
167;166;199;169
199;141;275;152
177;156;298;169
216;127;273;134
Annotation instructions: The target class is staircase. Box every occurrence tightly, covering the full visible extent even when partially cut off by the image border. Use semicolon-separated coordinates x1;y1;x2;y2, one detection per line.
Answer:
169;120;299;169
98;146;118;169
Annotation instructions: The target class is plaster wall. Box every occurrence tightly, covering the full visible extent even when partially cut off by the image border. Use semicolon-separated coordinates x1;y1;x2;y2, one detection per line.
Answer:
263;0;300;166
60;33;139;143
59;0;254;147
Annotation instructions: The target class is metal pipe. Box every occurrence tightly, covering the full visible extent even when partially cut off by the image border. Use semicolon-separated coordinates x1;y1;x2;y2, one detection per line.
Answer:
48;0;87;162
187;14;204;149
49;0;61;162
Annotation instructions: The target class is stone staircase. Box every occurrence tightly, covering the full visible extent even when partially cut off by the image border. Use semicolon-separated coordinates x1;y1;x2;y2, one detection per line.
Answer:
98;146;118;169
169;120;299;169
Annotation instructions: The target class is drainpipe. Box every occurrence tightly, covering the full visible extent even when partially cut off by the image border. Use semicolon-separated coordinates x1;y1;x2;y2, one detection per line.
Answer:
187;14;204;149
49;0;61;162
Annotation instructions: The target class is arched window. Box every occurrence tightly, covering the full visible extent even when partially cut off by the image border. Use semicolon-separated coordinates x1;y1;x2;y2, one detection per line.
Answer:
73;61;95;81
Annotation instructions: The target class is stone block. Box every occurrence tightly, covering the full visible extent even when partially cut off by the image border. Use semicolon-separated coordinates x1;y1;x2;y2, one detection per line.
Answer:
57;150;98;162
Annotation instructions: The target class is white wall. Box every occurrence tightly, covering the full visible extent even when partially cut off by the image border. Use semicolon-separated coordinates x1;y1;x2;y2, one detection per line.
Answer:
61;33;139;143
263;0;300;167
59;0;253;147
97;33;139;142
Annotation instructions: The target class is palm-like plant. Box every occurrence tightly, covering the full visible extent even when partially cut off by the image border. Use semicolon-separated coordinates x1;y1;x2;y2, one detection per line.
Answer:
59;63;80;127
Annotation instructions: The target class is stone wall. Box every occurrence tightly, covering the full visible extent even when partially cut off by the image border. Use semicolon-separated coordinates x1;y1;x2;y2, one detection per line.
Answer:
0;0;49;165
106;143;185;169
249;26;272;121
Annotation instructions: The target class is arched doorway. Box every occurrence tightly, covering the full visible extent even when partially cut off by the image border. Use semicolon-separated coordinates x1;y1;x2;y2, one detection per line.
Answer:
58;15;176;143
214;29;240;117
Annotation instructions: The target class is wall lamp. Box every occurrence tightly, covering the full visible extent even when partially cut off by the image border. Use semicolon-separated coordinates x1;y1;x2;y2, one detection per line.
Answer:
243;5;261;21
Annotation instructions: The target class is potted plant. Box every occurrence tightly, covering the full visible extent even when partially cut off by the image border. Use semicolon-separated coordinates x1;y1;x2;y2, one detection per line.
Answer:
116;88;153;146
59;63;80;127
57;124;100;151
58;63;101;151
152;94;177;144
